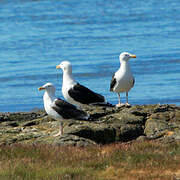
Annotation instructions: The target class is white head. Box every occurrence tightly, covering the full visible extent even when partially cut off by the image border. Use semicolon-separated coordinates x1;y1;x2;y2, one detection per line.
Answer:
119;52;136;62
38;82;56;95
56;61;72;74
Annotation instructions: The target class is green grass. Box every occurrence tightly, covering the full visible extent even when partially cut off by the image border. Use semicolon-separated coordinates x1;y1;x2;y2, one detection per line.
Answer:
0;141;180;180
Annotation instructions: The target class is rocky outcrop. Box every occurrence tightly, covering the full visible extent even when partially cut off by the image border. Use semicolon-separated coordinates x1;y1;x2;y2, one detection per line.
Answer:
0;104;180;146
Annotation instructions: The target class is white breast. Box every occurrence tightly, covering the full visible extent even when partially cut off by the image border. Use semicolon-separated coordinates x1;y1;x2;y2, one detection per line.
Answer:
113;69;134;93
43;93;62;120
62;82;82;107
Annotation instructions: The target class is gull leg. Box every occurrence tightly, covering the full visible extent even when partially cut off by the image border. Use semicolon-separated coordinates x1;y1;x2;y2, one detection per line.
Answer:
116;93;122;107
53;121;63;137
118;93;121;104
126;92;130;106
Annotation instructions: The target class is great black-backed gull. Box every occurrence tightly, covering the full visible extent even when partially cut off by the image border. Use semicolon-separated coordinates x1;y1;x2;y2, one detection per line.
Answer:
38;82;89;137
56;61;111;108
110;52;136;107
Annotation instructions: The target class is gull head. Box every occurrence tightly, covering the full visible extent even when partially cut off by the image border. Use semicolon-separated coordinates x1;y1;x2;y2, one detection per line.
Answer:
119;52;136;62
56;61;72;74
38;82;55;94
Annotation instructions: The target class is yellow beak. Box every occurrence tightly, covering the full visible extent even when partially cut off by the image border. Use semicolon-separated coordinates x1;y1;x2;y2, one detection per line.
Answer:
56;65;61;69
130;54;136;58
38;87;45;91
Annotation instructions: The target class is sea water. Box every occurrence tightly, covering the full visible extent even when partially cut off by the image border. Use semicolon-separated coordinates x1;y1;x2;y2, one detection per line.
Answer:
0;0;180;112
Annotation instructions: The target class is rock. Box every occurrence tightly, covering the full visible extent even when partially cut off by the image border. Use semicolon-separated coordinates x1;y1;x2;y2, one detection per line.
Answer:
136;135;148;142
0;104;180;146
0;111;45;122
66;122;116;144
51;134;97;147
144;105;180;140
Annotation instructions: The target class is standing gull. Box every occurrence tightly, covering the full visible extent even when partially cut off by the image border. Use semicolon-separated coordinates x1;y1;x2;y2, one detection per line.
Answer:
56;61;110;108
110;52;136;107
38;83;89;137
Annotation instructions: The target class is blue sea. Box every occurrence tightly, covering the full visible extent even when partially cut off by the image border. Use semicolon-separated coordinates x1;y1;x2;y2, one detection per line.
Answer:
0;0;180;112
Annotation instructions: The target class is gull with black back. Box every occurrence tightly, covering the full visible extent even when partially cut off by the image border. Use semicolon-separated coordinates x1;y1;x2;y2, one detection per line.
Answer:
110;52;136;107
38;82;89;137
56;61;112;108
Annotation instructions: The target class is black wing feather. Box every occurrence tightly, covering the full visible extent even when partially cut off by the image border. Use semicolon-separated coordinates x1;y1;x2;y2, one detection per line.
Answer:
68;83;105;104
51;98;88;120
110;73;116;91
